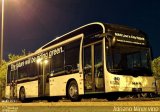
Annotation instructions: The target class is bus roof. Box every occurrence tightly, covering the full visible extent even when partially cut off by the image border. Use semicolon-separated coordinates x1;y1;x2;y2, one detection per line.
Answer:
36;22;106;52
37;22;148;51
8;22;149;65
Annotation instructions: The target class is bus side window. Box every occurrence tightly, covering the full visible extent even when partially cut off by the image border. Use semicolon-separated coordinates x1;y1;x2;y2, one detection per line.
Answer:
64;65;73;74
94;43;103;78
29;63;38;77
7;65;11;84
52;48;64;73
18;65;28;79
65;39;80;72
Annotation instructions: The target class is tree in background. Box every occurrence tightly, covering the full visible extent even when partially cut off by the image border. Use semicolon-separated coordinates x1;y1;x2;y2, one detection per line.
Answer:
152;57;160;95
0;50;26;100
0;60;7;99
152;56;160;79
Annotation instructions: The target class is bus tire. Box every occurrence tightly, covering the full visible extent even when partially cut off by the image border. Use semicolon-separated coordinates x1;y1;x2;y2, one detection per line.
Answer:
106;93;119;101
67;80;81;102
19;87;26;103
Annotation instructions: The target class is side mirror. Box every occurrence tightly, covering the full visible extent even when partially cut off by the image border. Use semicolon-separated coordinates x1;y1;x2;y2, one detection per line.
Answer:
95;33;116;47
106;36;116;47
111;36;116;46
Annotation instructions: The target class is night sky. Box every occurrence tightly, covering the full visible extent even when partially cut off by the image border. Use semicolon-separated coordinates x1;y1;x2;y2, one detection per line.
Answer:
1;0;160;60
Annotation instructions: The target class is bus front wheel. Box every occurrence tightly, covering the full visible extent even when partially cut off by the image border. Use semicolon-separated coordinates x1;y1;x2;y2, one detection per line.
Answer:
19;87;26;102
67;80;81;102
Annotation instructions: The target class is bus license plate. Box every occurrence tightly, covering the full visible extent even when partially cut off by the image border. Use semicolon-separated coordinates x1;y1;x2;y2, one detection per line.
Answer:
132;88;142;92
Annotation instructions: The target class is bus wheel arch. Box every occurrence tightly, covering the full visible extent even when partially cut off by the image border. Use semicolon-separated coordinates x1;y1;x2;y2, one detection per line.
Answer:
66;79;81;102
19;86;26;102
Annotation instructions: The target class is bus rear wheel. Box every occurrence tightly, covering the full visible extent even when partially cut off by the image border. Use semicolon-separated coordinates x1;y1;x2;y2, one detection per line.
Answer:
67;80;81;102
19;87;26;102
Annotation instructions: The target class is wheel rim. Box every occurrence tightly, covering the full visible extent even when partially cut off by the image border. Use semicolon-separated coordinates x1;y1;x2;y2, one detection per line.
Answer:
69;84;78;98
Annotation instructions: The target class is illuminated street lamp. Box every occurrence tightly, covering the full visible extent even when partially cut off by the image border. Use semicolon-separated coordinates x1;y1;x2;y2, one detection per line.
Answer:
0;0;4;65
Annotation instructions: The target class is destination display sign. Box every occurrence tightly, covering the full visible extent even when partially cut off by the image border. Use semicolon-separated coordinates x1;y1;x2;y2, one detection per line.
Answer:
114;32;146;46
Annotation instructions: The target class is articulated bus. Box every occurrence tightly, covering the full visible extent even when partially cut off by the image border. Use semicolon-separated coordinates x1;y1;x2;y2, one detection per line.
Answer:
5;22;155;102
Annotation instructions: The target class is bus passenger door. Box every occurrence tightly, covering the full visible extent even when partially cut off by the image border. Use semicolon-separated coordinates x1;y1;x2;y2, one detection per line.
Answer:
83;42;104;92
10;70;17;100
38;60;50;97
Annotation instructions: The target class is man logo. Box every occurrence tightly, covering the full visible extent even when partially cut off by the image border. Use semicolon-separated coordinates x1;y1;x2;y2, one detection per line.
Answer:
132;82;142;85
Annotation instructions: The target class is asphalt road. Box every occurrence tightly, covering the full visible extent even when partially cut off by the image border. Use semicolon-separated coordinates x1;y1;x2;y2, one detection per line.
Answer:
0;99;160;112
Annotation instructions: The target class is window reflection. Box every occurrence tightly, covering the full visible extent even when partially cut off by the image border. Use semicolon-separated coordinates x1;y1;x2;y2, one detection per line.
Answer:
106;46;152;76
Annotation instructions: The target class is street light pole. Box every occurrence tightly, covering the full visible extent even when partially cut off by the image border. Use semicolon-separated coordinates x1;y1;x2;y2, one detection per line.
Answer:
0;0;4;65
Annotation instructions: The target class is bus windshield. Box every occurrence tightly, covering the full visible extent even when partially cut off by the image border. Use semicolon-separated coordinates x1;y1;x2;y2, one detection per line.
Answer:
106;45;152;76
